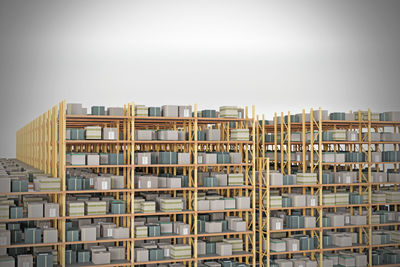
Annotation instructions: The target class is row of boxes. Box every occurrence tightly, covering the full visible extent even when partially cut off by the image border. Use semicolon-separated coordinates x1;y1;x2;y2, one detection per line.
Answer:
197;196;251;211
67;175;124;190
67;126;118;140
67;152;124;166
67;103;123;116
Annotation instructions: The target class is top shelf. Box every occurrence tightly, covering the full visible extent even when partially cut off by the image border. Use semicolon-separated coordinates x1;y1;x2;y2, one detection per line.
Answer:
261;120;400;129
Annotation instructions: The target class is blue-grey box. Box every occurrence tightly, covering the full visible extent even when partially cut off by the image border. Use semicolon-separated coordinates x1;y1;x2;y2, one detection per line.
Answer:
24;227;42;244
322;131;333;141
322;217;331;227
283;175;295;185
176;175;188;187
36;252;53;267
282;197;292;208
149;248;164;261
7;223;20;230
111;201;125;214
78;250;91;263
82;178;91;190
198;214;209;221
288;216;304;229
198;220;205;233
108;153;124;165
10;206;23;219
217;152;231;164
372;253;384;265
71;128;85;140
91;106;105;115
11;179;28;192
330;112;346;120
66;222;73;230
149;107;161;117
67;177;83;191
148;224;161;237
7;247;26;256
158;152;178;164
65;250;77;265
11;229;22;244
66;229;79;242
322;172;333;184
206;242;216;254
203;177;217;187
323;235;332;247
202;110;217;118
219;220;228;232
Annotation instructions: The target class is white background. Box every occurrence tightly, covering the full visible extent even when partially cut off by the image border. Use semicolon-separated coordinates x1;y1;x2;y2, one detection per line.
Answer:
1;0;400;157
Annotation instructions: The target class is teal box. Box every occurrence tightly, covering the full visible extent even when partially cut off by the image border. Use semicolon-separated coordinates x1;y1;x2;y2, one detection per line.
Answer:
201;110;217;118
265;134;274;142
11;229;22;244
330;112;346;120
108;153;124;165
24;227;42;244
11;179;28;192
65;250;77;265
10;206;23;219
7;247;26;256
372;253;384;265
203;177;217;187
149;248;164;261
149;107;161;117
322;217;331;227
197;220;205;233
78;250;91;263
70;128;85;140
111;201;125;214
220;260;234;267
282;197;292;208
206;242;216;254
36;252;53;267
284;115;298;123
384;253;399;264
67;177;83;191
91;106;105;115
217;152;231;164
158;152;178;164
323;235;332;247
380;113;389;121
198;131;206;141
7;223;20;230
65;222;73;230
67;244;83;251
176;175;188;187
82;178;91;190
298;236;314;250
66;229;79;242
148;224;161;237
283;175;295;185
198;214;209;221
322;172;333;184
288;216;304;229
322;131;333;141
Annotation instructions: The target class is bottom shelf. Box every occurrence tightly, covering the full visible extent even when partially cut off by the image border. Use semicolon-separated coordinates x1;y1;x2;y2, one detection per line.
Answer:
67;260;131;267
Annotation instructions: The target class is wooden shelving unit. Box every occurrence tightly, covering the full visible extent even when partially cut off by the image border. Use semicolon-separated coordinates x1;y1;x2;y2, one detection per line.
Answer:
256;108;400;267
14;101;257;266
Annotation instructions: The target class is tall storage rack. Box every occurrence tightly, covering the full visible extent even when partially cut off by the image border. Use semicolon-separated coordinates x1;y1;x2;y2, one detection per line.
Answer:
257;108;400;267
14;101;258;267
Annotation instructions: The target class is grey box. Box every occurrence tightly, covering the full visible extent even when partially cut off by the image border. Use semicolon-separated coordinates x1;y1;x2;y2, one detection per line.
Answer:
17;254;33;267
205;129;221;141
230;153;242;164
135;130;154;141
86;154;100;165
205;221;222;233
216;242;232;256
28;202;43;218
108;246;125;260
80;225;97;241
235;196;250;209
0;178;11;193
43;228;58;243
103;128;118;140
178;153;191;164
210;199;224;210
136;152;152;165
44;203;59;218
107;107;124;116
135;248;149;262
162;105;179;117
92;251;111;265
216;173;227;186
111;175;124;189
178;106;192;117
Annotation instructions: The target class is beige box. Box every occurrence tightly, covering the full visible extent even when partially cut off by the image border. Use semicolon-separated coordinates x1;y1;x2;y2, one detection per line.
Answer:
108;246;125;260
197;240;206;255
135;248;149;262
205;221;222;233
270;217;284;230
178;153;191;164
304;216;316;228
112;227;130;238
282;237;300;251
86;154;100;165
231;220;246;232
235;196;250;209
111;175;124;189
210;199;224;210
198;199;210;211
17;254;33;267
94;177;111;190
0;230;10;246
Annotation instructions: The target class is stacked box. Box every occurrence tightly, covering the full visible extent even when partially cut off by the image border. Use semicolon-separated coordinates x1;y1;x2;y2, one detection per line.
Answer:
228;173;244;186
205;221;222;233
270;239;286;252
94;177;111;190
34;177;61;191
205;129;221;141
372;192;386;204
0;205;9;219
230;129;250;141
167;177;181;188
330;129;347;141
335;193;349;205
17;255;33;267
135;226;148;238
112;227;129;238
158;152;178;164
135;129;154;140
78;250;91;263
178;153;191;164
136;152;152;165
85;126;102;139
80;225;96;241
103;127;117;140
235;196;250;209
270;172;283;186
270;196;282;208
135;248;148;262
11;179;28;192
149;248;164;261
10;206;23;219
162;105;179;117
67;202;84;216
138;176;158;189
141;201;156;213
216;242;232;256
108;153;124;164
43;228;58;243
135;105;148;116
219;106;238;118
170;244;191;259
270;217;284;230
111;200;125;214
223;238;243;252
85;201;106;215
92;251;111;265
297;173;317;184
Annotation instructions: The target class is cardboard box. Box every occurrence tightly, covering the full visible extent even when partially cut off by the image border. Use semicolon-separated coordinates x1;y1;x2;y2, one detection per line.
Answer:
36;252;53;267
138;176;158;189
107;107;124;116
0;230;10;246
66;229;79;242
0;256;14;267
67;201;84;216
270;217;284;230
231;220;246;232
170;244;191;259
24;228;41;244
94;177;111;190
205;129;221;141
70;153;86;165
10;206;23;219
135;129;154;140
270;239;286;252
103;128;117;140
43;228;58;243
178;153;191;164
178;105;192;117
85;126;102;140
136;152;152;165
78;250;91;263
112;227;130;238
86;154;100;165
0;178;11;193
44;203;59;218
228;173;244;186
205;221;222;233
198;199;210;211
235;196;250;209
210;199;224;210
216;242;232;256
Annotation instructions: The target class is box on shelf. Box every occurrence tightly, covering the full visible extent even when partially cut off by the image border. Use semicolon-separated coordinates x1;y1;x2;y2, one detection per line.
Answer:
162;105;179;117
43;228;58;243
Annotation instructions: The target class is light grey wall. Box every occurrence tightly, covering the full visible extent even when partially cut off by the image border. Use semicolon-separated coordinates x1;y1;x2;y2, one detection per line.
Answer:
1;0;400;157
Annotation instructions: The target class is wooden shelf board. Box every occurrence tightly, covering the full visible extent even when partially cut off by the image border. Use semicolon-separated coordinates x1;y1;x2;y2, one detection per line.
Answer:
65;238;131;245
